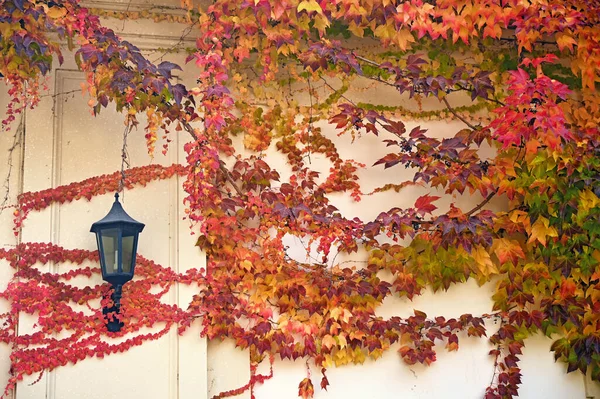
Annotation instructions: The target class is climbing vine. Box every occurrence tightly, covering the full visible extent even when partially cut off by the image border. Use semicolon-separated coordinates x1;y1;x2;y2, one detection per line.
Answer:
1;0;600;398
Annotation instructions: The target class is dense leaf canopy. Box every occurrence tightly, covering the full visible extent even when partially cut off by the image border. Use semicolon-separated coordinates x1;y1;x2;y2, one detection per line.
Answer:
1;0;600;398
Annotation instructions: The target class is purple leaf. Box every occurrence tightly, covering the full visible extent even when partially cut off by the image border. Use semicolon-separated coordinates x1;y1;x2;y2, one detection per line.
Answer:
157;61;182;78
171;84;188;105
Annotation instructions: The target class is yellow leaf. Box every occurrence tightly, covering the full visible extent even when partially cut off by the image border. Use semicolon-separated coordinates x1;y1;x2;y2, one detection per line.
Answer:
277;44;290;56
296;309;310;321
322;334;336;350
590;287;600;304
340;309;351;323
46;6;68;19
583;323;598;336
243;133;262;151
337;334;347;349
369;348;384;360
580;190;600;212
374;23;395;41
313;15;330;33
528;216;558;246
400;332;412;345
472;245;498;276
329;307;342;320
352;346;366;364
241;260;253;270
394;30;415;51
309;312;323;326
348;21;364;37
509;210;528;224
297;0;322;14
222;243;234;255
334;348;351;366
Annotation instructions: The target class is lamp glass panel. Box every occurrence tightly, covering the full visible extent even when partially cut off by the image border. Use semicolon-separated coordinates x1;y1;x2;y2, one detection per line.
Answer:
101;228;120;274
122;235;134;273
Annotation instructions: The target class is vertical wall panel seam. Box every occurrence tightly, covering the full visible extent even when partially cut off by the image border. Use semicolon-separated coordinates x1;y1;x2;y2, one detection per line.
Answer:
168;115;180;399
45;68;69;399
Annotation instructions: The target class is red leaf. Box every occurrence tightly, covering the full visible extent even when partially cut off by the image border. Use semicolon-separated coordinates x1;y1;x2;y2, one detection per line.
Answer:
414;195;440;215
320;368;329;391
560;279;576;299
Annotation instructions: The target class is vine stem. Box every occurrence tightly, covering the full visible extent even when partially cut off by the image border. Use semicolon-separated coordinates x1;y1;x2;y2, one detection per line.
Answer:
354;54;381;67
210;355;274;399
180;120;245;197
0;112;25;212
420;190;497;226
441;96;480;131
487;315;506;393
465;190;497;217
306;78;314;164
352;51;506;107
119;124;132;193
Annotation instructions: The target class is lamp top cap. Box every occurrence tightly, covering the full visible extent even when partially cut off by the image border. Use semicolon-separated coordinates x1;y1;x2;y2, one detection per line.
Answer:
90;193;145;233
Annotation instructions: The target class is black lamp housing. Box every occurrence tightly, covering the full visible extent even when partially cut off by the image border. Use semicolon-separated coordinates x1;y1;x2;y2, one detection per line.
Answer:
91;193;144;331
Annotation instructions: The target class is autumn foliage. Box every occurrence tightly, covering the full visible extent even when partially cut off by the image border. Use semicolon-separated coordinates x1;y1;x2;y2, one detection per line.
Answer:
1;0;600;398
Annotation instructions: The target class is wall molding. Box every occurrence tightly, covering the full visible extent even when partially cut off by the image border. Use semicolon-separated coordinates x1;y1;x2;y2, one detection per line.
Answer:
81;0;190;15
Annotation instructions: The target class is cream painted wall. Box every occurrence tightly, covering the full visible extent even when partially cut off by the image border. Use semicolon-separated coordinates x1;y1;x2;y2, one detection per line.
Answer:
0;1;595;398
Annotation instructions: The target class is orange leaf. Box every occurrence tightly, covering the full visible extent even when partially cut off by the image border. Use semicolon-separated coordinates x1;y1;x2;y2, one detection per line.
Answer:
298;377;314;399
493;238;525;265
556;33;577;52
560;279;576;299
